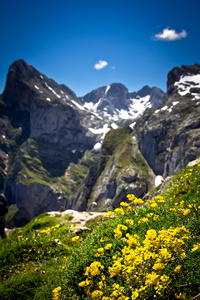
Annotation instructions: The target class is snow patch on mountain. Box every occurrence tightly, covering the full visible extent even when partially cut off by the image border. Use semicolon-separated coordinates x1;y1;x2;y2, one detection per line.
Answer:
81;94;153;121
127;95;151;118
71;100;85;111
93;142;102;150
105;85;110;95
111;123;118;129
175;74;200;99
83;99;101;111
89;124;110;135
44;82;61;99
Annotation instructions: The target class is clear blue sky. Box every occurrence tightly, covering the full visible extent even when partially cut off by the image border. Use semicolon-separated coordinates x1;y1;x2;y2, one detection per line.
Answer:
1;0;200;96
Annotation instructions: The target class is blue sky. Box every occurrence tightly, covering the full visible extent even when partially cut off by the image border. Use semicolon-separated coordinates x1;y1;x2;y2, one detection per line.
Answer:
0;0;200;96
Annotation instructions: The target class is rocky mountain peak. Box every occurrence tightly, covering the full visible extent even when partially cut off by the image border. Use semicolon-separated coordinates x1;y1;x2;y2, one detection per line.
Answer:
80;82;164;121
3;59;77;108
167;63;200;95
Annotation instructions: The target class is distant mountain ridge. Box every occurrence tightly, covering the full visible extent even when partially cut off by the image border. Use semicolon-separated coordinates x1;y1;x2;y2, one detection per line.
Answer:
78;83;164;121
0;59;199;227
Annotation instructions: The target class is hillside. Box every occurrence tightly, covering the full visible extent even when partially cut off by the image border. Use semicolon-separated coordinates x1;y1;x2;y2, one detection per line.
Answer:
0;160;200;299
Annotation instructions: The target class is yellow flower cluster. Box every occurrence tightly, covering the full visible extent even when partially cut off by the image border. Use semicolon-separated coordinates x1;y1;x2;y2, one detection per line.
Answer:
91;290;103;298
154;195;165;203
105;195;145;220
104;211;115;217
146;212;159;221
125;219;134;225
110;283;125;298
127;194;144;205
191;242;200;252
52;286;61;300
138;217;148;224
77;192;200;299
114;207;125;215
72;235;83;243
85;261;104;277
105;243;112;250
79;218;191;299
120;201;129;207
114;224;128;239
40;224;60;234
108;226;189;298
170;199;199;217
100;237;109;242
146;196;166;208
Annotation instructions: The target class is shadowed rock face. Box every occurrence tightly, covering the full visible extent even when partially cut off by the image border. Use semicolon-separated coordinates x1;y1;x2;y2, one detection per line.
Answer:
136;63;200;177
1;60;96;225
3;59;95;176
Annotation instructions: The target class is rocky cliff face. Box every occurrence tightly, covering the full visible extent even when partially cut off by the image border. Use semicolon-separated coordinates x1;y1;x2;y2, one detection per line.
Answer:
1;60;97;226
70;126;154;212
136;63;200;177
1;59;199;227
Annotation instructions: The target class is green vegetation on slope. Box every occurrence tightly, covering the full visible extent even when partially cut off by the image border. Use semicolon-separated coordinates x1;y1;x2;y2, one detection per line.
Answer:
0;161;200;299
102;126;132;161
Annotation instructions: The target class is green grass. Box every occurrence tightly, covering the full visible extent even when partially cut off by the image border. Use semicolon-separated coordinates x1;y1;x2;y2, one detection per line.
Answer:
0;161;200;299
0;212;80;300
63;162;200;299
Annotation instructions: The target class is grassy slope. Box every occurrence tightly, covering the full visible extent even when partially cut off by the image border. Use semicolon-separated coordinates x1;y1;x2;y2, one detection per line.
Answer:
0;162;200;299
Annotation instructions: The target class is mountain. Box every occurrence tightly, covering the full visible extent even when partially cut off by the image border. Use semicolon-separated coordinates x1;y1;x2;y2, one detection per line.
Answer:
0;59;199;227
79;83;164;122
136;63;200;177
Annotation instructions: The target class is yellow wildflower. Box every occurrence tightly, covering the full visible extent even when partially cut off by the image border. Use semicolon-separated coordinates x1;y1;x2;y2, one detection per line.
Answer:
114;229;122;239
105;243;112;250
153;262;165;270
114;207;125;215
97;248;104;255
125;219;134;225
85;261;104;276
138;217;148;224
181;252;187;259
145;272;158;286
150;203;158;208
192;242;200;251
120;201;129;207
117;224;128;231
182;209;191;216
133;198;144;204
72;235;80;242
100;237;109;242
175;292;187;299
79;278;92;287
126;194;135;201
154;196;164;201
131;289;139;299
104;211;114;217
174;265;182;272
91;290;103;298
52;286;61;300
159;248;171;260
